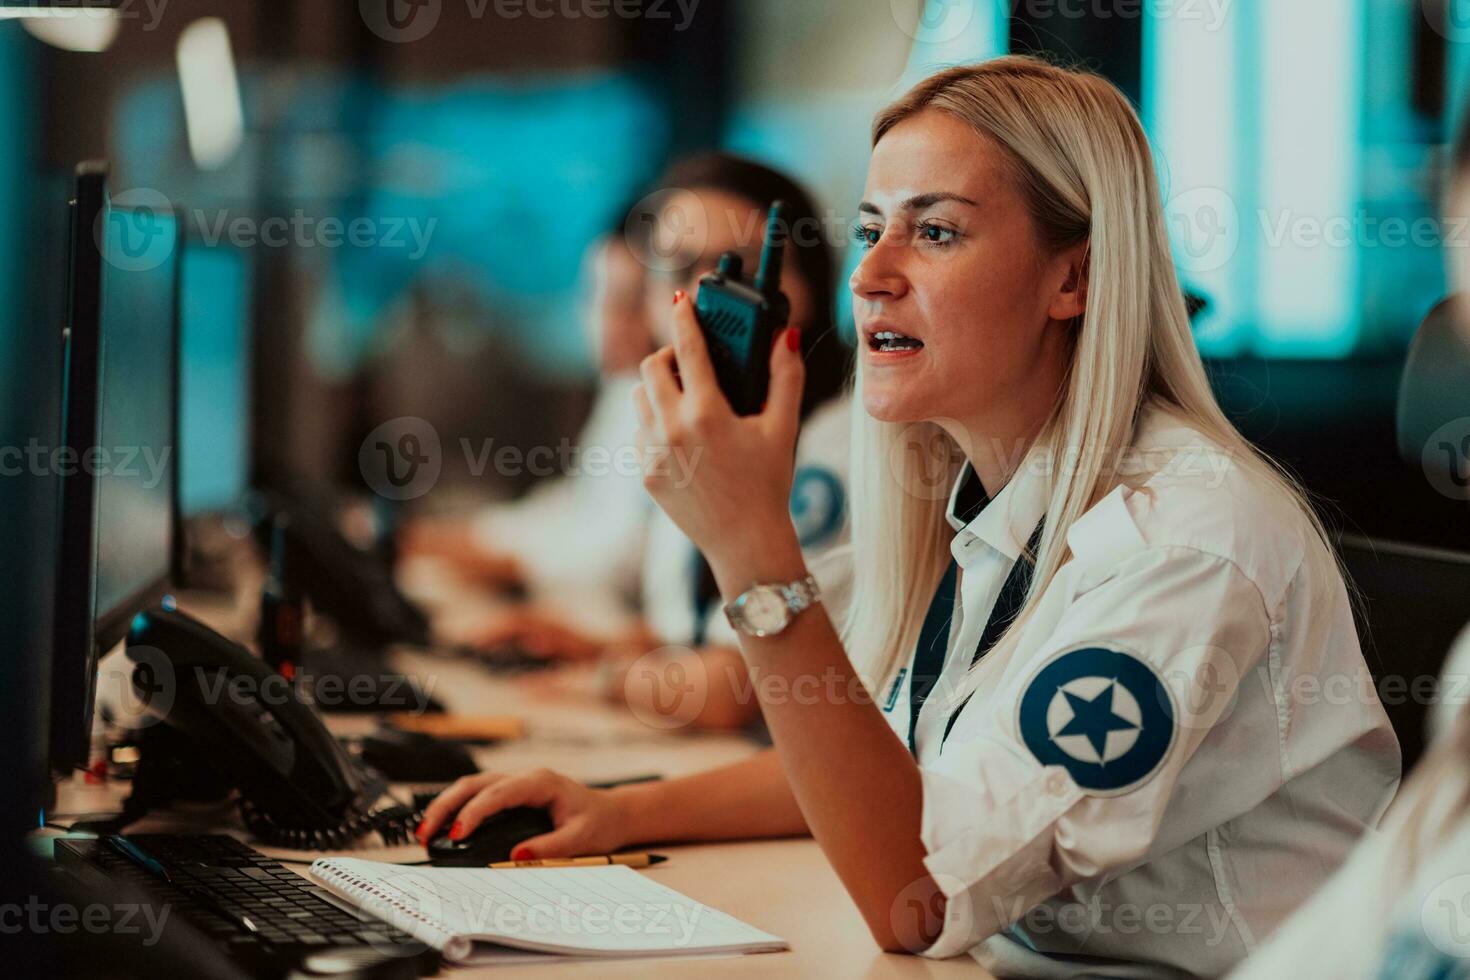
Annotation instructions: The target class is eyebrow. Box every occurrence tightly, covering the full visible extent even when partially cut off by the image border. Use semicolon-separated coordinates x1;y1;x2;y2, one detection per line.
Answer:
858;191;979;217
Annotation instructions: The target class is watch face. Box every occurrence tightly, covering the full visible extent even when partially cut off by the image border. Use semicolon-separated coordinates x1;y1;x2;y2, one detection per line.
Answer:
738;586;790;635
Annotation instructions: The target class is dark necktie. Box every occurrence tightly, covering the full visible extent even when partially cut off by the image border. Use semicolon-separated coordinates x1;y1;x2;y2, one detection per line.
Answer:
907;519;1045;756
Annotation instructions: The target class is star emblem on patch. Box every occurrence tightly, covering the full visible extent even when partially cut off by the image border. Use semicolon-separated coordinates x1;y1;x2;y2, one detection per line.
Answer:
1018;647;1177;795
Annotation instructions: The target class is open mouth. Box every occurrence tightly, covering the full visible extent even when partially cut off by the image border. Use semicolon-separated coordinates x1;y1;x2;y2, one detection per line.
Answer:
868;330;924;353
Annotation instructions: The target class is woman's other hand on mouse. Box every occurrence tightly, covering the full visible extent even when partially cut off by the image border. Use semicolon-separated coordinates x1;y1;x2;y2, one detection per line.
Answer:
415;769;631;860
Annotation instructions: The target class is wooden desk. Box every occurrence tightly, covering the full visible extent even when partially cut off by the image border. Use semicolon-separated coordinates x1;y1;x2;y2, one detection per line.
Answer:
48;645;985;977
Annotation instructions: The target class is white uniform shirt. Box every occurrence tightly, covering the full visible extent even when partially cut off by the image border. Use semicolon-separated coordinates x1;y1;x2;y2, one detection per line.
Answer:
1227;623;1470;980
880;403;1401;978
472;376;651;633
642;394;854;648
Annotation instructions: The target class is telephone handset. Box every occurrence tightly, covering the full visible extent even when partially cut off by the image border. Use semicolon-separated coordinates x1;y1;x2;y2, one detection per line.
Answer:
122;607;421;849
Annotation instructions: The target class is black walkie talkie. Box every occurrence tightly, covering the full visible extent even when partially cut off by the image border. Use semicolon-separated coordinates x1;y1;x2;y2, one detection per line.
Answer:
694;201;792;415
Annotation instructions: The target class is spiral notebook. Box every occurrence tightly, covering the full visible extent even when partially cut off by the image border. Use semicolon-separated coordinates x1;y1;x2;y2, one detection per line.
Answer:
309;857;787;965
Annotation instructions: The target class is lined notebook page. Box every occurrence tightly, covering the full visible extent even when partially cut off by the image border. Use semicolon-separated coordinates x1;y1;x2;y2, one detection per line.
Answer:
311;858;786;961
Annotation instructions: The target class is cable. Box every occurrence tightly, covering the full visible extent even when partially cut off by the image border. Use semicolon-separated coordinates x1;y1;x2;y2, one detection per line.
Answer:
239;796;425;851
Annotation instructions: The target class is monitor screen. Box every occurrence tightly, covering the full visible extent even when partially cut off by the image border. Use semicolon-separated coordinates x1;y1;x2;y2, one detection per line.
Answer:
178;242;251;517
92;200;180;634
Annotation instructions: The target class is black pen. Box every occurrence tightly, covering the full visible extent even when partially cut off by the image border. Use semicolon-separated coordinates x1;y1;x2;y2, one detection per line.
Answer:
107;835;172;884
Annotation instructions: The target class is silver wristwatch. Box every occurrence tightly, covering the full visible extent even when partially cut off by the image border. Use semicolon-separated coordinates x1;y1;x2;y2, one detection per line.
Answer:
723;574;823;638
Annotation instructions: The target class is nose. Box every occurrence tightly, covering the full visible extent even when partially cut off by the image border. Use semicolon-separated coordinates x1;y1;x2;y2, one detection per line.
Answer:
848;239;908;304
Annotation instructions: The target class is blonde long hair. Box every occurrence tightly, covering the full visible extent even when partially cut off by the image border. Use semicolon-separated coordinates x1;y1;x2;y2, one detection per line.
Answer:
843;57;1339;691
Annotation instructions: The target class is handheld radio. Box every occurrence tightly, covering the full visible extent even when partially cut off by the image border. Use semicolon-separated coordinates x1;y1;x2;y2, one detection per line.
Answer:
694;201;792;415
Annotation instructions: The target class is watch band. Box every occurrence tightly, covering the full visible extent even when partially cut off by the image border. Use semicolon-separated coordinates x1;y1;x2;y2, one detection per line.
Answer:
781;574;822;614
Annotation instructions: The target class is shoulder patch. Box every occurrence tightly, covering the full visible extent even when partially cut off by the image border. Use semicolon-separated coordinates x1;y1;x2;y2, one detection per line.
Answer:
1017;646;1176;796
790;466;846;548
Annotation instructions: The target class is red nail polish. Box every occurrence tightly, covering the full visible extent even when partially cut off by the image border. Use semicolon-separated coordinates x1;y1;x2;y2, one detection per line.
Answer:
415;821;427;842
786;327;802;352
448;822;463;841
672;289;685;305
511;846;532;861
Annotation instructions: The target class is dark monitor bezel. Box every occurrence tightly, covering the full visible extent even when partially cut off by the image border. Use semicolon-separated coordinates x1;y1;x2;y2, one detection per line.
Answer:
50;162;182;772
51;163;106;772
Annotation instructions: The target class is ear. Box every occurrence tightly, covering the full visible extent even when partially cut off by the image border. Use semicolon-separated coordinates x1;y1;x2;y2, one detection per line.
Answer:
1047;242;1090;322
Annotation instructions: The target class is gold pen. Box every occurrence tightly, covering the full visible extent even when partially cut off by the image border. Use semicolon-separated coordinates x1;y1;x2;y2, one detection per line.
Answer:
487;853;668;869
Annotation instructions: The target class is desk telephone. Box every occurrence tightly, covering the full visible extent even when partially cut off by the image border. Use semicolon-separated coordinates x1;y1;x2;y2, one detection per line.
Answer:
117;607;422;850
255;489;431;649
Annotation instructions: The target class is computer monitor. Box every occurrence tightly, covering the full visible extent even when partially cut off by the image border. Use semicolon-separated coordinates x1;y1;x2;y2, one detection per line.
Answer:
50;163;182;772
178;240;252;517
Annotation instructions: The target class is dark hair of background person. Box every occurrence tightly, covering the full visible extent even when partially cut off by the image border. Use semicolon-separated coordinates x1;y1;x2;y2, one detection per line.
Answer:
634;151;853;420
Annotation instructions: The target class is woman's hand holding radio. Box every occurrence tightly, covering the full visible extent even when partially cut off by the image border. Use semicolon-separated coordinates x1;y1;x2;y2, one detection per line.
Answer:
634;291;809;597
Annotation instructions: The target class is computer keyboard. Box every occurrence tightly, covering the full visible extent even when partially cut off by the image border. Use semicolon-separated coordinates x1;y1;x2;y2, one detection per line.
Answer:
55;834;440;977
456;643;556;677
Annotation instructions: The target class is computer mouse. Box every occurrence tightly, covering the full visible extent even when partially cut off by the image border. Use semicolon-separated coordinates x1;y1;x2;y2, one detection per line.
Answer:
426;807;555;867
355;729;477;783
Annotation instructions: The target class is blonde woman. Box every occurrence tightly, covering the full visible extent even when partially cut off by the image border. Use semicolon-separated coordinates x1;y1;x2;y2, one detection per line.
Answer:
420;58;1400;976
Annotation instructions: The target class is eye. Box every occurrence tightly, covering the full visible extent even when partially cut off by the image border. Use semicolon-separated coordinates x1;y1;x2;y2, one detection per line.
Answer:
918;221;958;247
852;223;881;250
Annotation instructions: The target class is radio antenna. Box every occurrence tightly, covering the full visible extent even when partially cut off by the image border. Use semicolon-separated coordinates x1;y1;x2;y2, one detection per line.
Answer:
753;200;787;298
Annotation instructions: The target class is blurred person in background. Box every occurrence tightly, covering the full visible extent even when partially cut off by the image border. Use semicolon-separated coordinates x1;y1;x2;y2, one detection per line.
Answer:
400;218;657;639
469;153;856;733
